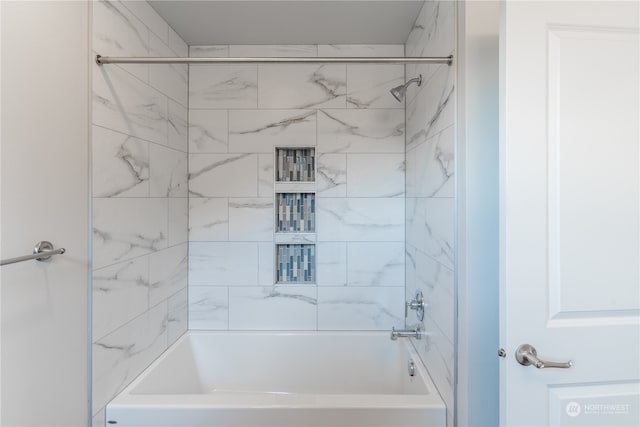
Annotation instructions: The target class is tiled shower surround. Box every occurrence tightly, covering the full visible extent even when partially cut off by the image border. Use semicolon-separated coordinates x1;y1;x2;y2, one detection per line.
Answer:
88;1;456;425
90;0;189;422
404;2;456;426
188;44;406;331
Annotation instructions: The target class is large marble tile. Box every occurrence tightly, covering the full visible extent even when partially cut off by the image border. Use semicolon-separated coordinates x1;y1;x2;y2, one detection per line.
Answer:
317;109;404;153
316;198;404;241
347;242;404;286
189;242;258;285
406;64;455;149
423;197;455;270
410;311;455;420
189;65;257;109
405;245;417;299
318;45;404;57
149;32;188;107
316;154;347;197
167;99;188;152
188;286;229;330
93;0;148;82
406;1;455;58
92;125;149;198
411;125;455;198
228;286;317;330
406;152;417;198
258;154;274;197
405;1;430;56
346;65;405;109
93;62;168;146
316;242;347;286
414;250;454;341
258;65;346;109
92;302;168;414
228;198;274;241
189;45;229;57
168;27;188;57
92;256;149;341
407;197;454;270
167;287;188;344
228;110;316;152
406;61;442;107
406;198;424;251
258;242;274;286
317;287;404;330
188;109;228;153
346;153;405;197
188;153;258;197
405;197;421;250
149;145;188;197
149;243;188;307
93;198;168;269
230;45;317;57
168;198;188;246
188;197;229;241
121;0;169;45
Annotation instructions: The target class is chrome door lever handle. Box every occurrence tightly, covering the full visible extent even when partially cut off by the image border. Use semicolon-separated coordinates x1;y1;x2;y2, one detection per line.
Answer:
515;344;573;369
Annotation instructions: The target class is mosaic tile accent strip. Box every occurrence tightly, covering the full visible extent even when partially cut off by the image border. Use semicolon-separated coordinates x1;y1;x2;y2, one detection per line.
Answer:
277;244;316;283
277;193;316;232
276;148;315;182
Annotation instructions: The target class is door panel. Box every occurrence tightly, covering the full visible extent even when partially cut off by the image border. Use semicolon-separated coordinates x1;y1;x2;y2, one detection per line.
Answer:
548;27;639;318
549;382;639;426
500;2;639;425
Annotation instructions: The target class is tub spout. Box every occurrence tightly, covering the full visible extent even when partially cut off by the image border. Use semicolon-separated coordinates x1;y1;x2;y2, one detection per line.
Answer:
390;326;422;340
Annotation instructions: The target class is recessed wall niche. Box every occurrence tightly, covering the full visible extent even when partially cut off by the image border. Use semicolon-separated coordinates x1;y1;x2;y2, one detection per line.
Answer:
276;148;315;182
274;147;317;284
276;193;316;232
276;244;316;284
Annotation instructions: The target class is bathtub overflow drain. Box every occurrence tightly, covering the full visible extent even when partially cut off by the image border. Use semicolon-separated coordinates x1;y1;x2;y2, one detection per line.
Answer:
408;360;416;377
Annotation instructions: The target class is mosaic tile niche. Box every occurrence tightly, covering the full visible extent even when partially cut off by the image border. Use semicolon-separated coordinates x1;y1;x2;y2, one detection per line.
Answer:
275;147;316;283
276;193;316;232
276;244;316;283
276;148;315;182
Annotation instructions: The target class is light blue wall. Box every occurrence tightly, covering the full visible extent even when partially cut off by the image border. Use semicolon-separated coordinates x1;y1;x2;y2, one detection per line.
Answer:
456;1;500;426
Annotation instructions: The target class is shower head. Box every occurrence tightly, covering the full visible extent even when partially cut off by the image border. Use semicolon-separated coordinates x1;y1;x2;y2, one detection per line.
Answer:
390;74;422;102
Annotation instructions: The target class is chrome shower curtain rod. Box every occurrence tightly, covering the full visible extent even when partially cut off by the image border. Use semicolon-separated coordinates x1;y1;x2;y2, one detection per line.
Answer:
95;54;453;65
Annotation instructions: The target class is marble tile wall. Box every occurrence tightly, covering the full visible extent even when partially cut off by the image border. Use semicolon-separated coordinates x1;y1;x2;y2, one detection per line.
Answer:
404;2;456;427
188;44;406;331
91;0;188;421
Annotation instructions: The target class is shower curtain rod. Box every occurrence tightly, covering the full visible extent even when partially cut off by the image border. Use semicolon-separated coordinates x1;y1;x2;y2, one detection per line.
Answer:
95;54;453;65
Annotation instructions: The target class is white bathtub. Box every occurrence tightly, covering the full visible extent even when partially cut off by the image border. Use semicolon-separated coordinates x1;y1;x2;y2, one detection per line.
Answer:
106;331;445;427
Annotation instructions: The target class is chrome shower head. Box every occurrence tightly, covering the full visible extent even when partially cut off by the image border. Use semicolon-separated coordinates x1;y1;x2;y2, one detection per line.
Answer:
390;74;422;102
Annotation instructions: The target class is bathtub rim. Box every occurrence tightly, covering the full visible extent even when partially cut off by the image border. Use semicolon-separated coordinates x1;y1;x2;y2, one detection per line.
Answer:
107;330;446;411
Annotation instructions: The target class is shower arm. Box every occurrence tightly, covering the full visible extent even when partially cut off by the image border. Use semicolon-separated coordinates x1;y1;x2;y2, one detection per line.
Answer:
404;76;421;86
95;55;453;66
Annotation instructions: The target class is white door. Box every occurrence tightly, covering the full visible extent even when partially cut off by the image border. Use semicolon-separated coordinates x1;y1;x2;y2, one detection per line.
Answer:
500;1;639;426
1;1;90;425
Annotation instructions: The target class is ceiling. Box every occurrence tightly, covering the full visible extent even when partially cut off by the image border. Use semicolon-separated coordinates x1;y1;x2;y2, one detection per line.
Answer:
148;1;425;45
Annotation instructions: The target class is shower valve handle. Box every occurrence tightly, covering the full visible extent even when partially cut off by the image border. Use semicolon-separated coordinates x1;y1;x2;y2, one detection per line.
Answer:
405;289;426;321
